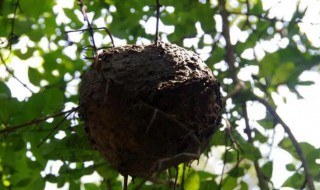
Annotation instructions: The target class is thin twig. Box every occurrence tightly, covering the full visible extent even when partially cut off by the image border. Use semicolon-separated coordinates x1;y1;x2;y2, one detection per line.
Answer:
78;0;97;56
218;0;239;84
222;81;244;106
6;0;21;49
173;166;178;190
145;109;158;134
106;179;113;190
123;175;128;190
0;107;78;134
217;119;232;190
1;0;34;95
75;0;115;64
227;10;320;26
181;164;186;190
65;27;115;48
217;138;228;190
253;96;315;190
154;0;161;45
0;53;34;94
241;0;251;30
211;33;222;53
242;103;269;190
37;109;76;147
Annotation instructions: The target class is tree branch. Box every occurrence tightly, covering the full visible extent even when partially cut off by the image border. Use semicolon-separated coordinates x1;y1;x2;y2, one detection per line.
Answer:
0;0;34;94
77;0;97;57
218;0;246;106
0;107;78;134
0;53;34;94
218;0;239;84
72;0;115;60
253;96;315;190
65;27;114;48
242;103;269;190
154;0;161;45
37;108;76;147
7;0;21;48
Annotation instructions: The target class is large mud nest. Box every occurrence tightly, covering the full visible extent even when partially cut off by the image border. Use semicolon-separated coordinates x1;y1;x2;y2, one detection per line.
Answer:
79;42;222;177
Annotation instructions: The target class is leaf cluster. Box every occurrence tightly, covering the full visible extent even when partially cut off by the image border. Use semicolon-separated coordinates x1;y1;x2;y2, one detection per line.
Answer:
1;0;320;189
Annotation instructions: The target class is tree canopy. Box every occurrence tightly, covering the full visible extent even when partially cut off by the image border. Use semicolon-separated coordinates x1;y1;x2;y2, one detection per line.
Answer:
0;0;320;189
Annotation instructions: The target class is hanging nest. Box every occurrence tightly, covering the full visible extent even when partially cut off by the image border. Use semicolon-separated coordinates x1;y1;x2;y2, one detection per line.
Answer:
79;41;222;177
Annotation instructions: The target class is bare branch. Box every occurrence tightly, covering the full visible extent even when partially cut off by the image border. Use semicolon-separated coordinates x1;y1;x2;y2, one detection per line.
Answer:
217;118;243;189
154;0;162;45
222;81;244;106
77;0;97;57
66;27;115;48
69;0;115;63
37;108;77;147
7;0;21;49
0;107;78;134
253;96;315;190
123;175;128;190
242;103;269;189
0;53;34;94
218;0;239;84
0;0;34;94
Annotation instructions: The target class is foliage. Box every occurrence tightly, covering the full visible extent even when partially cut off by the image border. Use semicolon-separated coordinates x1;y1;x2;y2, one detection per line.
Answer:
0;0;320;189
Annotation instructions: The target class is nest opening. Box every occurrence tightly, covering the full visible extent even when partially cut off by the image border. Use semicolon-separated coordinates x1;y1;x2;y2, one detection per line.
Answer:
79;42;222;177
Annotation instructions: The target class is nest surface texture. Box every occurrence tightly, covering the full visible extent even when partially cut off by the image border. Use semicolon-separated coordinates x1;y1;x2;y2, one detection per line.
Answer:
79;42;222;177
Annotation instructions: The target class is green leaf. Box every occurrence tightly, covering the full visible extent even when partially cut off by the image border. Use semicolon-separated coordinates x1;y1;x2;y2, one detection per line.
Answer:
1;1;320;189
28;177;46;190
285;163;296;171
28;67;43;86
15;178;32;187
305;148;320;177
84;183;99;190
0;81;11;98
279;140;316;161
257;119;275;129
19;0;54;19
200;180;218;190
251;0;263;14
13;19;34;36
253;129;268;143
222;150;238;163
233;130;262;160
184;171;200;190
42;132;97;162
282;172;304;188
63;9;83;27
69;180;81;190
229;167;244;178
42;88;65;113
270;62;295;85
197;5;216;32
206;46;225;69
95;162;118;179
222;177;237;189
242;142;261;161
210;129;225;146
261;161;273;180
43;53;60;72
13;47;36;60
240;181;249;190
279;138;297;158
299;142;316;156
0;97;21;124
259;53;280;79
297;81;315;86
